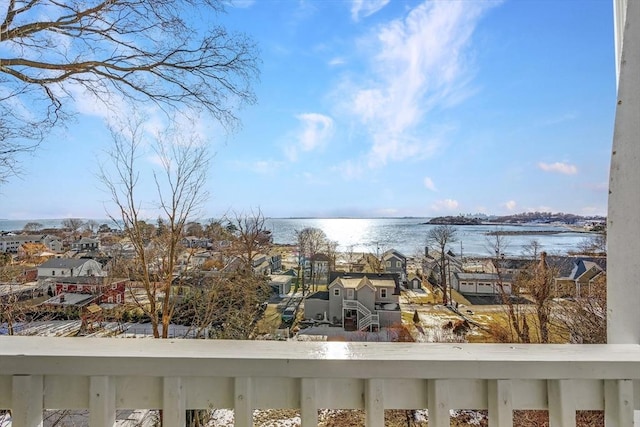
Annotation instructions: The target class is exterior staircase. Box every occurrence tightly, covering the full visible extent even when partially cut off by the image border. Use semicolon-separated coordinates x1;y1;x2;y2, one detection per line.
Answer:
343;299;379;331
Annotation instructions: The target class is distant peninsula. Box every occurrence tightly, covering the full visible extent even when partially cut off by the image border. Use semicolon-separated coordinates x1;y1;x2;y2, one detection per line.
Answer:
426;212;606;227
426;216;482;225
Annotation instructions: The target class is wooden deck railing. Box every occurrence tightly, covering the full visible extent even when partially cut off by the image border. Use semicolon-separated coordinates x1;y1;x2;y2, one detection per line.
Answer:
1;337;640;426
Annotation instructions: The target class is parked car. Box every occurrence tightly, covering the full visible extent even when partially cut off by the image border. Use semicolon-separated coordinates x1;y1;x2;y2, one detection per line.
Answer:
281;306;296;322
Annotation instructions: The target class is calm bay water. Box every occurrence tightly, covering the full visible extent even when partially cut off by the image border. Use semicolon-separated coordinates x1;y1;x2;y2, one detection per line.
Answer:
264;218;594;258
0;217;595;258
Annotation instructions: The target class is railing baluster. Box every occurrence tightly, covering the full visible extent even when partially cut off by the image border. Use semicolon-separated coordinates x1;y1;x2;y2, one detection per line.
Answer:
427;379;450;427
234;377;253;427
488;379;513;427
548;379;575;427
163;376;186;427
89;375;115;427
301;378;318;426
11;375;43;427
365;379;384;427
604;379;634;426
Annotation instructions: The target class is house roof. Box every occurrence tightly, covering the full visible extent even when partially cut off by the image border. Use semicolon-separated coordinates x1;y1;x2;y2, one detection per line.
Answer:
43;292;95;307
307;291;329;300
310;253;331;262
454;272;514;282
73;237;98;244
38;258;95;269
382;249;406;260
269;274;293;285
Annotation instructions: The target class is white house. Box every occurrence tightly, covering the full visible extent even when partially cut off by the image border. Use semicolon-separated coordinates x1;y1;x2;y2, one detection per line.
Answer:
37;258;105;280
451;272;512;295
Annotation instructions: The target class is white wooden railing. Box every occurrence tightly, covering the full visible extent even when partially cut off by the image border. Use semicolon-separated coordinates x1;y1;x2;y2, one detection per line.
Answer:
1;337;640;427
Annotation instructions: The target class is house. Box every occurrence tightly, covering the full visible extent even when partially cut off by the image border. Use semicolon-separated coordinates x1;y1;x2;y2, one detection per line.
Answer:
37;258;105;280
451;272;513;295
381;249;407;282
252;254;271;275
71;237;100;252
550;256;606;298
0;234;63;253
304;272;401;331
487;258;533;276
406;274;422;290
422;250;463;288
180;236;212;249
310;253;331;285
352;253;383;273
269;274;293;296
269;253;282;272
52;277;127;305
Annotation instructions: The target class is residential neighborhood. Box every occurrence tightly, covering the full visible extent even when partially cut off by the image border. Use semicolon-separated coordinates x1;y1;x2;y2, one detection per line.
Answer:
0;218;607;345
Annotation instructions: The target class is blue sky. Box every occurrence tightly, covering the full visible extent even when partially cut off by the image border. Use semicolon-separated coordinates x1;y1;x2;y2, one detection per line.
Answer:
2;0;616;220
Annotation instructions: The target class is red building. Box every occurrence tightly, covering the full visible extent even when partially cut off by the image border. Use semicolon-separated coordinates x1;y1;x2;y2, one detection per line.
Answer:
54;278;126;304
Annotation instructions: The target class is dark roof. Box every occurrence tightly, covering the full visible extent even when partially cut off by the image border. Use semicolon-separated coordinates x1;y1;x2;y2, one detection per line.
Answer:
493;258;533;270
38;258;93;269
307;291;329;300
546;256;607;278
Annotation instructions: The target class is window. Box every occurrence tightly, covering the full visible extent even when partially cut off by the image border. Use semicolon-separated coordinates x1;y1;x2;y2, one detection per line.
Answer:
333;288;340;297
52;270;55;276
347;289;354;299
381;288;387;298
386;261;391;267
396;261;401;268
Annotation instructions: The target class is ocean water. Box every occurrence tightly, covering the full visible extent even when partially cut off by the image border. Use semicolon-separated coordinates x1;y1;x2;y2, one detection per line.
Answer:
0;217;595;258
264;218;594;258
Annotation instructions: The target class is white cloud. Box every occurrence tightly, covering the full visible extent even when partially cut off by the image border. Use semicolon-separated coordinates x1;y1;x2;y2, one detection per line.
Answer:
503;200;517;211
285;113;334;161
423;177;437;192
351;0;391;21
431;198;459;212
538;161;578;175
329;57;346;66
339;1;496;167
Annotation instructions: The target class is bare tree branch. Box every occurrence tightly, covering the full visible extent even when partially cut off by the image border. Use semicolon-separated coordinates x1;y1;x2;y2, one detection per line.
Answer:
0;0;259;182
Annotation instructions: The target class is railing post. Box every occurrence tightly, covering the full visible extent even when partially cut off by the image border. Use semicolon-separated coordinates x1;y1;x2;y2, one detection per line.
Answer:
234;377;253;427
488;379;513;427
547;380;575;427
608;0;640;344
365;379;384;427
427;379;450;427
89;375;116;427
163;376;186;427
301;378;318;427
11;375;43;427
604;379;634;426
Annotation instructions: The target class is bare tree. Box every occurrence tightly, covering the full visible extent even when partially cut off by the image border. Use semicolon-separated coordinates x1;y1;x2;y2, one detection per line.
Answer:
488;233;532;343
0;0;258;182
83;220;99;235
557;273;606;344
425;225;457;305
295;227;327;293
62;218;85;233
22;222;42;233
100;116;209;338
227;209;271;272
175;271;271;340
